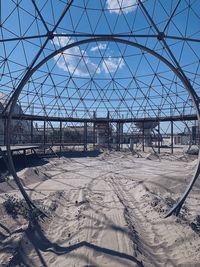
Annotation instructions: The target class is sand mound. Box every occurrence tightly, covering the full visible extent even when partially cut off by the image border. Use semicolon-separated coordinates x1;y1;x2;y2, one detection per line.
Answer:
145;152;160;161
1;152;200;266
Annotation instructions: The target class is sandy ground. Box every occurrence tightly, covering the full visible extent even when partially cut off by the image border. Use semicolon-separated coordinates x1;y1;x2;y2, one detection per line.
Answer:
1;150;200;267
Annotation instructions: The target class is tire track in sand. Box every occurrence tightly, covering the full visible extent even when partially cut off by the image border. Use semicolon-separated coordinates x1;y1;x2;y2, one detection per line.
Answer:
105;174;183;267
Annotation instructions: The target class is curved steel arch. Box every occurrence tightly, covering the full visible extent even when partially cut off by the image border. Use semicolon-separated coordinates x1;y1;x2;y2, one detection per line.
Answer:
6;36;200;217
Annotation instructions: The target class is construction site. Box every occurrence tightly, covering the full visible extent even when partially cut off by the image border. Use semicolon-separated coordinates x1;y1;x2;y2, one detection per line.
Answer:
0;1;200;266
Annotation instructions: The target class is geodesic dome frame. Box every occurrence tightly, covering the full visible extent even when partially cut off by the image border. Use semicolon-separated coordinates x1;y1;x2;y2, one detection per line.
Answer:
1;0;200;216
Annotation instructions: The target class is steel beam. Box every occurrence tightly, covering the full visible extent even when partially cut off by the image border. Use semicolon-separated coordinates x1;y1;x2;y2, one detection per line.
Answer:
31;0;49;32
142;122;145;152
1;113;197;123
1;34;200;43
43;121;46;154
171;121;174;154
59;121;62;153
31;120;33;144
162;0;181;33
158;122;161;154
5;37;200;218
93;122;95;149
84;122;87;151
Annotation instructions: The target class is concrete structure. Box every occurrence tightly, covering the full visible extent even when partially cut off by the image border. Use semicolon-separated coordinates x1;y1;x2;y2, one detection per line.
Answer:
0;93;31;145
95;121;111;147
134;121;158;146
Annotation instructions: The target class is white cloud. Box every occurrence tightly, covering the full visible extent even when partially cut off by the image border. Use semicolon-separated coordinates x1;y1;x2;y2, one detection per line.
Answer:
52;36;125;76
102;57;125;73
53;35;71;47
53;36;101;77
90;43;107;52
106;0;139;14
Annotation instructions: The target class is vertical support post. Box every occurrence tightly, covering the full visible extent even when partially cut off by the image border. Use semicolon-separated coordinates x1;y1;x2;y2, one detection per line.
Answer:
23;149;27;167
93;122;95;150
171;120;174;154
116;122;118;151
118;122;120;151
116;122;121;151
158;121;160;154
195;121;200;146
93;112;96;150
142;121;145;152
107;112;110;150
59;121;62;154
130;138;133;152
84;121;87;151
4;117;7;146
107;122;110;150
119;122;121;151
194;120;196;145
43;121;46;154
120;115;124;150
31;120;33;144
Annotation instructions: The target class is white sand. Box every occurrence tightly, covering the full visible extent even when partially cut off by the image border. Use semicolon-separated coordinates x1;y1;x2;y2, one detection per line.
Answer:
1;151;200;266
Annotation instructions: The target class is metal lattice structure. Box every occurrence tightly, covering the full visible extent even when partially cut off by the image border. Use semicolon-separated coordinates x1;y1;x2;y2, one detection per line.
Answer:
0;0;200;216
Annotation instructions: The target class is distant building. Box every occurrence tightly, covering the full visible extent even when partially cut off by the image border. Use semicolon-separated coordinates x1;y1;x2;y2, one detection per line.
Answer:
174;123;199;145
32;125;94;144
0;93;31;145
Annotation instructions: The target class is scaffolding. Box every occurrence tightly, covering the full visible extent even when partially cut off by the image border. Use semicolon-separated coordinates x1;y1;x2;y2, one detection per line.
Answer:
1;0;200;217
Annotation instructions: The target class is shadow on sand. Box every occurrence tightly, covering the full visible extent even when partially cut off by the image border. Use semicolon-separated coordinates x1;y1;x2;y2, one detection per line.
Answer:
55;150;102;158
15;219;144;267
0;150;101;181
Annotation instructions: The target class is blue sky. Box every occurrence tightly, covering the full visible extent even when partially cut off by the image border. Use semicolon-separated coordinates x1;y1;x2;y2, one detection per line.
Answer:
0;0;199;132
